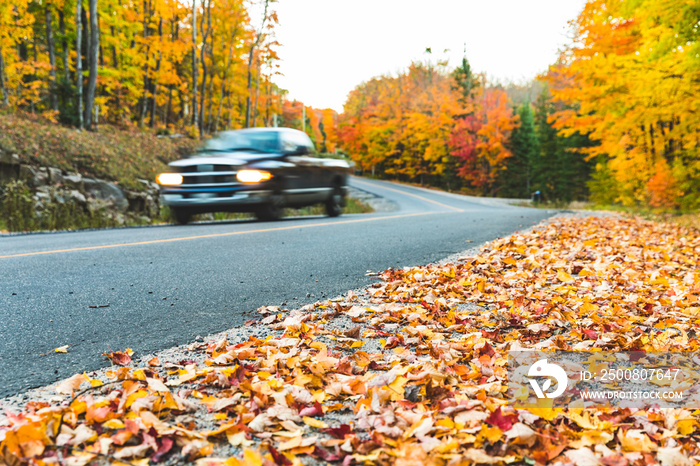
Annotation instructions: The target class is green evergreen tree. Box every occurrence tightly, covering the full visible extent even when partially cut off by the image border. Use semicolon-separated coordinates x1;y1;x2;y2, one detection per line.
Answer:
499;102;538;198
451;55;479;106
532;89;594;203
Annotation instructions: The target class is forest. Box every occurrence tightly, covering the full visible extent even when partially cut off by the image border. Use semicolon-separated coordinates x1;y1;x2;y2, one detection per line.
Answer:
0;0;282;134
0;0;698;208
337;0;700;208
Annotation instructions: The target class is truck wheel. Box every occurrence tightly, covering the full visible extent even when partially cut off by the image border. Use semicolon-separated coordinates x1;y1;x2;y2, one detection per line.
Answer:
325;187;343;217
172;208;192;225
256;193;284;221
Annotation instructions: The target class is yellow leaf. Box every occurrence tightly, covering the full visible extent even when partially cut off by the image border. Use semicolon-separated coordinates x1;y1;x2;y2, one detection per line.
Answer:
226;431;253;447
557;270;574;283
569;431;614;448
124;389;149;408
677;419;696;435
568;411;612;430
436;440;460;453
303;416;328;429
618;429;657;452
277;435;302;451
478;425;503;444
102;419;125;429
387;376;407;401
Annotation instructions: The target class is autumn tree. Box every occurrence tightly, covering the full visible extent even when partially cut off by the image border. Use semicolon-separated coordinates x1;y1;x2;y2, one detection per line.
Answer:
546;0;700;209
0;0;281;136
339;61;463;186
451;85;517;195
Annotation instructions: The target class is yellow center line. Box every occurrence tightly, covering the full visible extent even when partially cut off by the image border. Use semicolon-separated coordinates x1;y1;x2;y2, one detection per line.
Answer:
0;212;439;259
352;179;464;212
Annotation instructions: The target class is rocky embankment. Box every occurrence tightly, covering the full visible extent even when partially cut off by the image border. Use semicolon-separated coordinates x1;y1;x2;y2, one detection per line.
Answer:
0;150;165;228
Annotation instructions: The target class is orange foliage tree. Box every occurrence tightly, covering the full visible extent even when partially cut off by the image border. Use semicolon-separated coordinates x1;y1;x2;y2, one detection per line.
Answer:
338;59;517;192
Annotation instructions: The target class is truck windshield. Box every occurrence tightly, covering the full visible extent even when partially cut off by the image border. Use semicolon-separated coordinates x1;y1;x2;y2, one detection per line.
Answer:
202;131;281;153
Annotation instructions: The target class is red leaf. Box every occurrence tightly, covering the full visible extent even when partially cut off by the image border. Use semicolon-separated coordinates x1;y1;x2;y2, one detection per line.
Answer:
268;445;292;465
299;402;323;417
485;407;518;431
311;446;341;462
151;436;173;463
474;341;495;357
323;424;352;439
103;350;132;366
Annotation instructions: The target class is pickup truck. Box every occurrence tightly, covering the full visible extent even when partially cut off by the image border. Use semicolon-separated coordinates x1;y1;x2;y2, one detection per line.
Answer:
156;127;352;224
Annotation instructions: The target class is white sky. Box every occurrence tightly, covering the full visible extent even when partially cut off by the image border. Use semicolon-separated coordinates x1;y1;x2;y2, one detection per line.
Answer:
271;0;587;113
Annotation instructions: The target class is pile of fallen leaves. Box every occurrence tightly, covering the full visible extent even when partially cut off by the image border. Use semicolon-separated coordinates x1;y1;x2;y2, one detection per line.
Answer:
2;216;700;465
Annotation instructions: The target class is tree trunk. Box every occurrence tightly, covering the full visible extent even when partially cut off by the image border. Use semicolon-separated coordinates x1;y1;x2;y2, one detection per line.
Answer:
198;0;211;135
76;0;84;129
109;26;118;67
166;86;172;125
149;16;162;128
244;47;254;128
191;0;198;134
139;0;151;127
84;0;99;130
245;0;269;128
214;40;235;132
58;10;69;82
252;58;260;127
0;51;8;108
45;3;58;112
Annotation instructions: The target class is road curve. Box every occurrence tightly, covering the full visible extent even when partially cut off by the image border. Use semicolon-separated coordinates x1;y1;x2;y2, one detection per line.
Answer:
0;177;556;397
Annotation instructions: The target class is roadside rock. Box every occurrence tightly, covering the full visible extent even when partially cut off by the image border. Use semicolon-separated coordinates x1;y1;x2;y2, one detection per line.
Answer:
1;161;163;230
62;173;84;190
83;178;129;212
67;189;87;206
0;152;20;184
48;167;63;185
19;165;50;188
125;190;158;217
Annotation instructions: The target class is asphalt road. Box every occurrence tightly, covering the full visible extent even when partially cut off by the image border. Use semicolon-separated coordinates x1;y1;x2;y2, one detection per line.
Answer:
0;177;556;397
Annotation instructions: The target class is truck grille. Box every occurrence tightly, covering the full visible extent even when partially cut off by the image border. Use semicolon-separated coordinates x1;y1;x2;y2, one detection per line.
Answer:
177;164;239;187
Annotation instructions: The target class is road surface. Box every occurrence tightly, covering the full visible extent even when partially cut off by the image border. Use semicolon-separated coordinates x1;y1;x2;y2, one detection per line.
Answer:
0;177;555;397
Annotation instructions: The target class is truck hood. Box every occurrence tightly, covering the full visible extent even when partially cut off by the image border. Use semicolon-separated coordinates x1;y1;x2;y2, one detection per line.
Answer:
169;151;279;167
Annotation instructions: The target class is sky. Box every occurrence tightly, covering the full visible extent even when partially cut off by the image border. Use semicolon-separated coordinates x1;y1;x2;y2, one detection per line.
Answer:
271;0;587;113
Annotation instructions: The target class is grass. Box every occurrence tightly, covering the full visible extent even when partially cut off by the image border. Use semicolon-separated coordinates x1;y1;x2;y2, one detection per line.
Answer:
0;111;199;191
185;196;374;223
0;179;135;232
515;196;700;231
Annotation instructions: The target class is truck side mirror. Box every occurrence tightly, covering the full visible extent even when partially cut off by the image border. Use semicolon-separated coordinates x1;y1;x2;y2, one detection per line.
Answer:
293;145;310;155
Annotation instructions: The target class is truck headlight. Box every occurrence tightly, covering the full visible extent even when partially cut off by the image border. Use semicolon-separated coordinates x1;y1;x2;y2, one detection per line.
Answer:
236;170;272;183
156;173;183;186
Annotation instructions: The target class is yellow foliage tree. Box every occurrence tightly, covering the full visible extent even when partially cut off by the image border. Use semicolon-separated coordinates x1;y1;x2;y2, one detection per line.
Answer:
546;0;700;208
